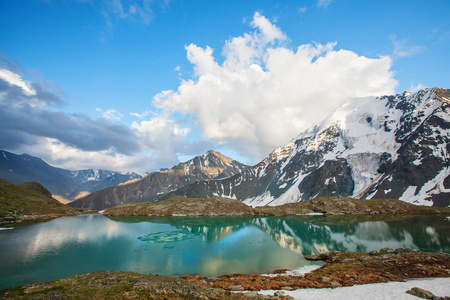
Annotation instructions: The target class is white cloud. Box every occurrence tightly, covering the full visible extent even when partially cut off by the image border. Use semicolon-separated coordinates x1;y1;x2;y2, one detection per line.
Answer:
153;12;398;160
251;12;286;44
391;34;426;59
0;69;36;96
408;83;426;93
103;0;162;26
27;137;149;174
130;114;212;171
1;11;401;173
96;107;124;120
103;108;124;120
317;0;334;8
130;110;155;118
298;6;308;13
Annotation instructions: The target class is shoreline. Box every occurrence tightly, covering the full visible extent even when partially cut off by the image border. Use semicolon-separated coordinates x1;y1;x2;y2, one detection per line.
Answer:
1;248;449;299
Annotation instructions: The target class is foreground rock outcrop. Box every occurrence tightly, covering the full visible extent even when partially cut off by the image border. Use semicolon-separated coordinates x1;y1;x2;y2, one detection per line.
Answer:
0;272;257;300
184;248;450;291
1;249;448;299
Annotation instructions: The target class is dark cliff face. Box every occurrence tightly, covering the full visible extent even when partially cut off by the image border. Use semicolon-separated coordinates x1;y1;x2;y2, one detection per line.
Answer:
362;89;450;206
163;88;450;207
69;151;248;210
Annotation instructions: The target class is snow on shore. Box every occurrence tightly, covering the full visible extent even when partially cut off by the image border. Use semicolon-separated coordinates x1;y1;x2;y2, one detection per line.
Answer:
259;278;450;300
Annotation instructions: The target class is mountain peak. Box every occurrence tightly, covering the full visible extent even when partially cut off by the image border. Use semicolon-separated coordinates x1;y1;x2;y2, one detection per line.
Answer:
69;151;248;210
162;88;450;207
202;150;235;165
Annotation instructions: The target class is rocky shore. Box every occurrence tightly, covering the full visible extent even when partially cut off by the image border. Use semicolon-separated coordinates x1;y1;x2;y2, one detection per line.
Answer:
0;208;90;225
103;196;255;217
1;249;449;299
183;248;450;291
103;196;450;217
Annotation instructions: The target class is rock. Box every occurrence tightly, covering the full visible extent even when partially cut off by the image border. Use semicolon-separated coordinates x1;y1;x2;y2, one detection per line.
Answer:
243;291;258;297
281;286;294;290
272;269;290;274
274;291;285;296
406;287;436;299
304;254;321;260
228;284;245;291
330;281;342;288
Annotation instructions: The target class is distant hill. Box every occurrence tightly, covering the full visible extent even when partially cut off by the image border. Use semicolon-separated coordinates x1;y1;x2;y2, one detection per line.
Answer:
69;150;248;210
0;179;84;224
0;150;142;201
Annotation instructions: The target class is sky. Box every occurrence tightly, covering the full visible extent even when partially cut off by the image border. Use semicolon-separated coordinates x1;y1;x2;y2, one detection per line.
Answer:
0;0;449;175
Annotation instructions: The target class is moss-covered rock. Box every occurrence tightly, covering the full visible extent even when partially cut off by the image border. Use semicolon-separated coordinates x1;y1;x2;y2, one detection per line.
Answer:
0;271;257;299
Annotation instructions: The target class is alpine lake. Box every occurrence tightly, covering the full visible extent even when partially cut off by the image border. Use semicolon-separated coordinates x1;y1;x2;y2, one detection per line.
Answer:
0;214;449;290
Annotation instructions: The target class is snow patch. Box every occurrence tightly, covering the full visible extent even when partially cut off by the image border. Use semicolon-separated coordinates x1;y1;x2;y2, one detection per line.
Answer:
259;278;450;300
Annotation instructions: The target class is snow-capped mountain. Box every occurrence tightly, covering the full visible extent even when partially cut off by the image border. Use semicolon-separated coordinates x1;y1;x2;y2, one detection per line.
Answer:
0;150;142;201
163;88;450;207
68;150;248;210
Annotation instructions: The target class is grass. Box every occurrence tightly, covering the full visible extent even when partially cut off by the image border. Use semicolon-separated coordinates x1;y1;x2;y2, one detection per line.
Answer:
0;178;79;218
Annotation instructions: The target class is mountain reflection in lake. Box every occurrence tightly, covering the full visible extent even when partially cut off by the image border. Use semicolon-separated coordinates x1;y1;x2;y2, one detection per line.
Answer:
0;214;449;290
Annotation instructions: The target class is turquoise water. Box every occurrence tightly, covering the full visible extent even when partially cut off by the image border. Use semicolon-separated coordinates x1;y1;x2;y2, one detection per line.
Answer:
0;214;449;290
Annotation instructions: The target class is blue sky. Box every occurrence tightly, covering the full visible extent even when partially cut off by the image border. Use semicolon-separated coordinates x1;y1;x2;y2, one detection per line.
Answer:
0;0;449;174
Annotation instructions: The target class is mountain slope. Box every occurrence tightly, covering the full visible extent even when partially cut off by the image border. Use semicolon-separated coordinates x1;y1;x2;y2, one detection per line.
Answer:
68;150;248;210
163;88;450;207
0;150;141;201
0;179;83;223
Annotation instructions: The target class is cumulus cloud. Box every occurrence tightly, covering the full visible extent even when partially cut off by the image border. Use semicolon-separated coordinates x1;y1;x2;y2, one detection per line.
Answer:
153;12;398;160
131;113;213;168
1;11;401;173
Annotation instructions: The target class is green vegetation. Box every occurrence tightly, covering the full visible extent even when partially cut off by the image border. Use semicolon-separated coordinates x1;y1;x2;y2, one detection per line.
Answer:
0;271;253;299
0;179;86;223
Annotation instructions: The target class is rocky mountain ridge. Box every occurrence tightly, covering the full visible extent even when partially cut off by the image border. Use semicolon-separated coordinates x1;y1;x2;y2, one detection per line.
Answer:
69;150;248;210
0;150;141;201
163;88;450;207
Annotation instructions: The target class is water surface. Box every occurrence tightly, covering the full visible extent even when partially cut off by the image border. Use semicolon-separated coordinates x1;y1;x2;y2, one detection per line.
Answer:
0;214;449;290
